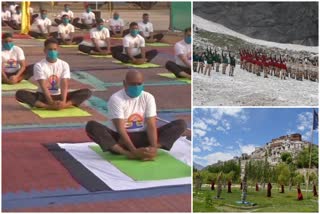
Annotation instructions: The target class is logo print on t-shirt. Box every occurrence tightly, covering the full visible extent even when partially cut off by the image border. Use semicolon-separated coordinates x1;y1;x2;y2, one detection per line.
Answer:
145;27;148;32
5;59;18;68
134;42;138;48
115;25;120;31
126;113;144;130
48;75;59;92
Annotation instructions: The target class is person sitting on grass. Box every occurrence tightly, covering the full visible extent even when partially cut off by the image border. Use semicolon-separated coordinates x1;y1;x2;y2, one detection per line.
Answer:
138;13;164;43
16;38;92;110
78;18;111;55
29;9;57;39
55;14;83;45
2;33;33;84
85;70;187;160
111;22;158;64
165;27;191;79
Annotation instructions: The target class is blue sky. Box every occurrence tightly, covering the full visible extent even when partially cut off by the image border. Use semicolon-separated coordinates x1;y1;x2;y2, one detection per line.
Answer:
193;108;319;167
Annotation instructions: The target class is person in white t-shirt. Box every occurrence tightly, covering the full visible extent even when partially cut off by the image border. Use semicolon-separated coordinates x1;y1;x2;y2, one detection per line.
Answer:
29;9;57;39
2;33;34;84
55;14;83;45
8;5;21;30
9;2;18;14
165;27;191;79
111;22;158;64
16;38;92;110
73;5;96;29
78;18;111;55
138;13;164;43
54;4;74;25
109;11;127;37
1;3;11;26
86;70;187;160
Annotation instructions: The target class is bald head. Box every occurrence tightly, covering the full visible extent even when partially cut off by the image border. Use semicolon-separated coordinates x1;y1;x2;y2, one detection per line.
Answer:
124;70;144;87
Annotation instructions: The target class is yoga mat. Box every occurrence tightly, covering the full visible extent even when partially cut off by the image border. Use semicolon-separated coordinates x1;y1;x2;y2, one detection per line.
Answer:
158;73;191;84
112;60;160;68
2;80;37;91
20;103;91;118
36;38;46;42
111;37;123;40
89;145;191;181
77;51;112;58
60;44;78;48
13;34;32;39
147;42;171;47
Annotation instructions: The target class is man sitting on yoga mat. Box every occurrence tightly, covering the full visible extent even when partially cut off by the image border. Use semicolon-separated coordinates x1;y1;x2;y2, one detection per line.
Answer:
2;33;33;84
55;14;83;45
111;22;158;64
138;13;164;43
73;5;96;30
54;4;74;25
78;18;111;55
165;27;191;79
16;38;92;110
29;9;57;39
109;11;128;38
86;70;187;161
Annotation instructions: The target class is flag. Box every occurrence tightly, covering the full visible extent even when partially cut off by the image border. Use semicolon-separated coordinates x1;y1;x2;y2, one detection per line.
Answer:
313;109;318;130
20;1;31;35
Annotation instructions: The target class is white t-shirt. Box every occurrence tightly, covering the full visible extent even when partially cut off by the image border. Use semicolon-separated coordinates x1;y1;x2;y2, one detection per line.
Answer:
33;58;71;95
174;39;191;67
59;10;74;19
108;89;157;132
9;4;18;14
11;13;21;24
79;27;110;47
138;21;153;37
1;10;11;21
2;46;25;74
35;17;52;34
109;18;124;32
81;11;95;25
122;34;145;56
58;23;75;39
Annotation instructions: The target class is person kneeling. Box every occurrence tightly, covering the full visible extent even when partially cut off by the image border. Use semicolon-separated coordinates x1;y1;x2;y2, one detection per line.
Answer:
111;22;158;64
86;70;187;160
165;27;191;79
16;38;91;110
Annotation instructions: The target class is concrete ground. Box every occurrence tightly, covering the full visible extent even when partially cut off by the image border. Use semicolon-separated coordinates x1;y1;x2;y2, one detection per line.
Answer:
2;5;191;212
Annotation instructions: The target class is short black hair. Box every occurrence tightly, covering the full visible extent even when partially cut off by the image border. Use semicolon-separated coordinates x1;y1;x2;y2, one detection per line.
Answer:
44;38;59;47
41;9;47;13
96;18;104;24
62;14;69;19
184;27;191;33
129;22;138;28
2;32;13;40
143;13;149;17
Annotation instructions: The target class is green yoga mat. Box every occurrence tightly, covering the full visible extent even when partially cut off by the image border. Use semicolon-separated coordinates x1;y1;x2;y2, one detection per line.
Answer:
78;51;112;58
158;73;191;84
2;80;37;91
112;60;160;68
146;42;171;47
20;103;91;118
60;44;78;48
90;145;191;181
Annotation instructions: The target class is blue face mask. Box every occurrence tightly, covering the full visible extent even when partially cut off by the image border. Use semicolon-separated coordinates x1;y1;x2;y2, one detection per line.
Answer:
16;10;21;15
114;15;119;20
184;36;191;44
65;8;69;12
97;25;104;31
130;29;140;37
126;85;144;98
3;42;14;50
47;50;59;61
63;18;69;24
87;8;92;13
41;14;47;19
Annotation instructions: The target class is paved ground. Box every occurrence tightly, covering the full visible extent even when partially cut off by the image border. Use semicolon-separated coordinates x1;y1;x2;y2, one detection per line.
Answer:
2;7;191;212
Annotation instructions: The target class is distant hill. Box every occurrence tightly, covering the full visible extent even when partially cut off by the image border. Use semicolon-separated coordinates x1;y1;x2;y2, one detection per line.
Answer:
193;162;205;170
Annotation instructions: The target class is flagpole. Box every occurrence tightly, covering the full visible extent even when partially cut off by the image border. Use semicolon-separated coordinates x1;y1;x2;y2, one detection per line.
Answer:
307;109;315;199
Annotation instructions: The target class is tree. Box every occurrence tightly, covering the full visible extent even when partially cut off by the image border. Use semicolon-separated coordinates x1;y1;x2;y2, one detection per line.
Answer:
276;163;290;193
281;152;293;164
295;146;318;168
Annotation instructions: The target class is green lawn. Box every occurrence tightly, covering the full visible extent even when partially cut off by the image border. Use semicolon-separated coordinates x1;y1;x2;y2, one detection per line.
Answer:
193;185;319;212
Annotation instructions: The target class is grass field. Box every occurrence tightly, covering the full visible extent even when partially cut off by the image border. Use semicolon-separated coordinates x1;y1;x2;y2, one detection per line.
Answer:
193;185;319;212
